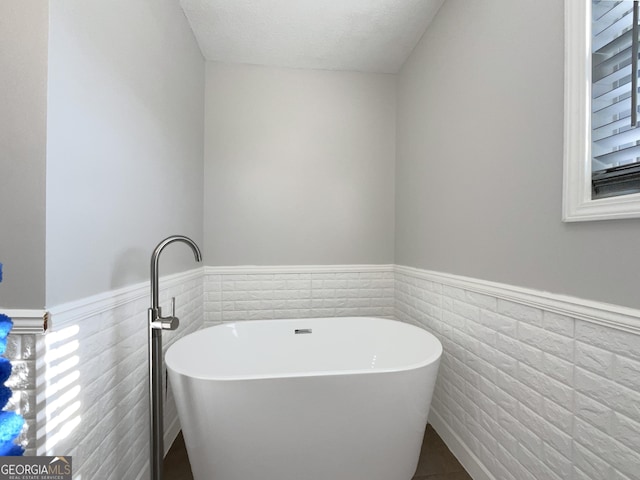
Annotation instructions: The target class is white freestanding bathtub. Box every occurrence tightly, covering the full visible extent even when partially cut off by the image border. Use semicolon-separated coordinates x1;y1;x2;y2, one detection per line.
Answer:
165;317;442;480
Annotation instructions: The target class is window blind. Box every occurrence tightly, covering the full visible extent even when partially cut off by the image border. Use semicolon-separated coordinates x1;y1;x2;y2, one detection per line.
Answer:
592;0;640;199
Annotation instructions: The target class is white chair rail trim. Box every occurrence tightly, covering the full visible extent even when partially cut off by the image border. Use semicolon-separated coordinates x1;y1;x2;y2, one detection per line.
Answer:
39;264;640;335
204;264;395;275
396;265;640;336
47;267;204;330
0;309;48;334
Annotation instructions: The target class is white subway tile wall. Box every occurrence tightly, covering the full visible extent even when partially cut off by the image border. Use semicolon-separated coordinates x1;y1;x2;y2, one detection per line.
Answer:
23;265;640;479
27;267;392;479
395;269;640;480
37;272;203;480
204;270;395;325
4;334;37;455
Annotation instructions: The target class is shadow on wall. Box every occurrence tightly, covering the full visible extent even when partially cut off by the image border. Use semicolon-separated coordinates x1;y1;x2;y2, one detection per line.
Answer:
34;270;204;479
36;325;80;454
35;305;150;479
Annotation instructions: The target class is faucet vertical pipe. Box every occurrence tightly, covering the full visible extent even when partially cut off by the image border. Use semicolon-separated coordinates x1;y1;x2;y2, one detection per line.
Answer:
148;235;202;480
149;327;164;480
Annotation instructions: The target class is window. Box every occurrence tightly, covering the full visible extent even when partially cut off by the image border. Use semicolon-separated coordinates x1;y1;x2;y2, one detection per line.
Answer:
564;0;640;221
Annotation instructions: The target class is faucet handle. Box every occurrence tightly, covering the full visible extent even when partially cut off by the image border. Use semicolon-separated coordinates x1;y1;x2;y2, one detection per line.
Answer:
150;297;180;330
160;315;179;331
161;297;179;330
166;297;179;330
151;314;179;331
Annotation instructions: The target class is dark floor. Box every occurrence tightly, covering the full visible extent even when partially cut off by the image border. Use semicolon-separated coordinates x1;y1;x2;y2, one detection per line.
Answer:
164;424;471;480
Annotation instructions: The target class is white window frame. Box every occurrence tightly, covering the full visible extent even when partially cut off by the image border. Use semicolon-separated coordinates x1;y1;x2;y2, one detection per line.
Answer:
564;0;640;221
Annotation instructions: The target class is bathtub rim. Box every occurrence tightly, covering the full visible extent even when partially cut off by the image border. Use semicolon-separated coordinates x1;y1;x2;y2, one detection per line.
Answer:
166;316;443;382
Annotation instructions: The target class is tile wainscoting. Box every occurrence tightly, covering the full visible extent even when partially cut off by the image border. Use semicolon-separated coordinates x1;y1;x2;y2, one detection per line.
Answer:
17;263;640;479
41;269;203;480
7;334;38;456
36;264;392;479
395;265;640;480
203;265;395;325
0;311;46;457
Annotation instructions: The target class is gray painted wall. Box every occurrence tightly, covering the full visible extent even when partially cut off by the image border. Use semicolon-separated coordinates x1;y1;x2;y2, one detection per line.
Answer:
46;0;205;307
0;1;48;309
204;62;396;266
396;0;640;309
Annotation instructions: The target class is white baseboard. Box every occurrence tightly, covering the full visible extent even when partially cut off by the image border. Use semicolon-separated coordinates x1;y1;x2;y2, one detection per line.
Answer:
428;409;496;480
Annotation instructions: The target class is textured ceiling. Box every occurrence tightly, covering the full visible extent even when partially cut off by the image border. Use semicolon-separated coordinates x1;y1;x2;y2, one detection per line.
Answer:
179;0;446;73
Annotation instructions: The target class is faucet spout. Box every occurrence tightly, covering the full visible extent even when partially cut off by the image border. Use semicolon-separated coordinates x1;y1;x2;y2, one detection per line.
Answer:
150;235;202;311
